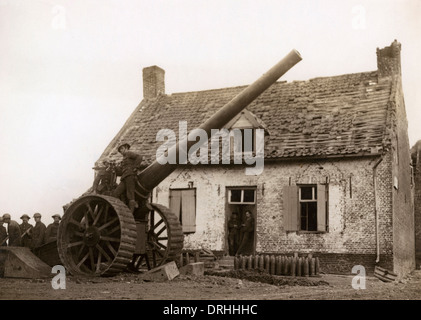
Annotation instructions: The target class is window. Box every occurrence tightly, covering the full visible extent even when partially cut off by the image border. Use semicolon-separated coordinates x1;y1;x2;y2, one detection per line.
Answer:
232;128;255;153
241;128;255;153
299;186;317;231
228;188;256;204
169;189;196;234
283;184;328;232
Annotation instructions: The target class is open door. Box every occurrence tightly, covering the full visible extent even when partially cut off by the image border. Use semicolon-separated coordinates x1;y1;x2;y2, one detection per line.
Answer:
225;187;257;256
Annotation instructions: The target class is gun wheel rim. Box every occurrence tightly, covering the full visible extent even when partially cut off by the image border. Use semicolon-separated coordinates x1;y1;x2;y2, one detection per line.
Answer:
58;195;136;276
134;203;184;270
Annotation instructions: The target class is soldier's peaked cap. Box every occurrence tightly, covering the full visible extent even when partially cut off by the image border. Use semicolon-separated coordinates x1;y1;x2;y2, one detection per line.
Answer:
33;213;42;218
20;214;30;220
2;213;11;219
52;214;61;220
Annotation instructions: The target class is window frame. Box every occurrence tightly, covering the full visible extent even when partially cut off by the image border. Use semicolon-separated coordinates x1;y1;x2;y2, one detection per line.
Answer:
283;184;328;234
232;128;256;154
298;185;318;232
169;188;197;234
227;187;256;205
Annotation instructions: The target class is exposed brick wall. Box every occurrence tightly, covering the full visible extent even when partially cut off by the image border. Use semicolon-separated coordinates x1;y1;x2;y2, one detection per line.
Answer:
375;154;394;257
376;40;401;78
386;73;415;277
154;156;395;275
142;66;165;99
413;148;421;268
316;253;393;275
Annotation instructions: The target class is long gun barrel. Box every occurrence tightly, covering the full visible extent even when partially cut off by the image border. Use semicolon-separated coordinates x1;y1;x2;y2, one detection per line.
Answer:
136;49;302;198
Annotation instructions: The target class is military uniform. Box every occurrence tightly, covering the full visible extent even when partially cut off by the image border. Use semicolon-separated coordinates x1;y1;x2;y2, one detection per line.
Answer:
31;217;46;248
44;214;60;243
92;160;115;195
6;220;22;247
228;214;240;256
94;168;114;194
236;214;255;255
119;150;142;181
0;219;7;246
113;143;143;212
19;215;33;248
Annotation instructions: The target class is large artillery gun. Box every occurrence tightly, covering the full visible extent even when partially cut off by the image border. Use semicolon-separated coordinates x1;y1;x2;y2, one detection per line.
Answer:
57;50;302;276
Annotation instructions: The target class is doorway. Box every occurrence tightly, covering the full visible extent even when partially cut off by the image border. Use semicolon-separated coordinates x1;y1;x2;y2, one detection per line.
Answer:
225;187;257;256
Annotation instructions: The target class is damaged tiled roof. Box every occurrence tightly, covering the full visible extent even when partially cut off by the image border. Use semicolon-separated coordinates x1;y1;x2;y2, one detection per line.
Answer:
100;70;393;165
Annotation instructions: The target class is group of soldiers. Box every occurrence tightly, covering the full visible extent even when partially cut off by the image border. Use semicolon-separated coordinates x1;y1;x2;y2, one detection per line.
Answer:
0;142;141;248
0;212;61;249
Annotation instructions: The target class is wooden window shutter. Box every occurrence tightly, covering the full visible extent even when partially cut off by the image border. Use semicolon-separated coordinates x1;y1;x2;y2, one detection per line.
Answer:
283;185;298;231
169;190;182;220
317;184;327;231
181;189;196;233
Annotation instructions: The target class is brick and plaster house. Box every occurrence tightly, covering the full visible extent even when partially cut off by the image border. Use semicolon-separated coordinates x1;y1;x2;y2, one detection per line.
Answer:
99;40;415;277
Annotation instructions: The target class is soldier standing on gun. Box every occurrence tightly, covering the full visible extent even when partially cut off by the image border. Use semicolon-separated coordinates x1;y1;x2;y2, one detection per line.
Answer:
19;214;33;248
112;143;143;213
92;158;115;195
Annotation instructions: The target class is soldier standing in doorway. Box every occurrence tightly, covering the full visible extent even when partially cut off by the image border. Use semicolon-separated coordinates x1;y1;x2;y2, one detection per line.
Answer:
112;142;143;213
228;212;240;256
236;210;255;255
19;214;33;248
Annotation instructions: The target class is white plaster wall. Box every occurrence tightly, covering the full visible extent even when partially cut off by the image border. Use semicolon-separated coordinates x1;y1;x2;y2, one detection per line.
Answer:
152;157;391;255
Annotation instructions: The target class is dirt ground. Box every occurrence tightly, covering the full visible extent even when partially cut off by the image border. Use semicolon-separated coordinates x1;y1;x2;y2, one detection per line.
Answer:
0;268;420;301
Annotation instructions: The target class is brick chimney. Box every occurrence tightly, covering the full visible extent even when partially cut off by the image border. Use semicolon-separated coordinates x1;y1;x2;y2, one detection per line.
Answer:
142;65;165;99
376;40;401;78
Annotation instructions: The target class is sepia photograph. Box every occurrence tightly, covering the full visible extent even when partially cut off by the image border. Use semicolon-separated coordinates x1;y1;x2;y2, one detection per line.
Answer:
1;0;420;313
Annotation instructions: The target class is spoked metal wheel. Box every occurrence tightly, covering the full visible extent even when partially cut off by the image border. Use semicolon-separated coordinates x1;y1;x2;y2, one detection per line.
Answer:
134;203;184;270
57;195;136;276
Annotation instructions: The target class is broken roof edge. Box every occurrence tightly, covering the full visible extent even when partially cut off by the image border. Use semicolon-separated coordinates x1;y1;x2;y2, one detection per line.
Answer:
95;68;392;166
380;75;406;148
165;69;380;97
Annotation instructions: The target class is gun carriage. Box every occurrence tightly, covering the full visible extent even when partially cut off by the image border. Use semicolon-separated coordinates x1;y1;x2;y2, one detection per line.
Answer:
57;50;302;276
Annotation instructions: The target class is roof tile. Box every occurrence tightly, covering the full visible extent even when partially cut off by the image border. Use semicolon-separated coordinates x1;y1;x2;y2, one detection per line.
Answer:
100;71;393;164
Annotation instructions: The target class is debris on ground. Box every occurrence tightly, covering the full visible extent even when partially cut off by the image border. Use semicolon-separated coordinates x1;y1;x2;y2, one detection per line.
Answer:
1;270;421;300
204;269;330;287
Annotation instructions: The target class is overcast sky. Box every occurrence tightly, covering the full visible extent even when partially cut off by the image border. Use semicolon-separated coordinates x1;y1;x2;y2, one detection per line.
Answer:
1;0;420;225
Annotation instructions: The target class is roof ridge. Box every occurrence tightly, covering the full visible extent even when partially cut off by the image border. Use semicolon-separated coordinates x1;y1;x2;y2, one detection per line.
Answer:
168;70;379;96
